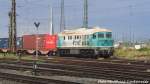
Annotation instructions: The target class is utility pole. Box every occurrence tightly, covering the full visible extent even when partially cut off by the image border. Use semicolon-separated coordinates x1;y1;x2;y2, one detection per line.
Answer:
60;0;65;32
83;0;88;28
9;0;17;53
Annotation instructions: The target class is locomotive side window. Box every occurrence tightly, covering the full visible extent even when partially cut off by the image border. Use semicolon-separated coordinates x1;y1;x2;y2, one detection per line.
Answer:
77;36;79;39
93;34;96;39
70;36;72;40
79;36;81;39
87;35;89;39
106;33;112;38
68;36;69;40
87;41;89;45
64;36;65;40
68;36;72;40
98;33;104;38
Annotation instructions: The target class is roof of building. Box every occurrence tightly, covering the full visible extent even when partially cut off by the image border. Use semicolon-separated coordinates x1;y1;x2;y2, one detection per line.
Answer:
59;26;112;35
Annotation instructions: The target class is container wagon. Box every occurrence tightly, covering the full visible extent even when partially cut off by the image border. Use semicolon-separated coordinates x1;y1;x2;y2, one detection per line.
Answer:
0;37;22;52
0;38;9;52
21;34;57;55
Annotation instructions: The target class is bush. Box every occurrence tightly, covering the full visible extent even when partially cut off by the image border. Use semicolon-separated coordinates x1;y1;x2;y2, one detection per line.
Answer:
114;48;150;60
138;48;150;51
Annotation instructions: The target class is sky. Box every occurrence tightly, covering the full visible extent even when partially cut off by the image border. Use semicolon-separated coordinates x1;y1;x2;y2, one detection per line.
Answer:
0;0;150;41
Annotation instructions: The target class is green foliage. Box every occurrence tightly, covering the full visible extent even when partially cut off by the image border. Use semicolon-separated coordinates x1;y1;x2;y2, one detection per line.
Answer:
138;48;150;51
115;48;150;60
0;53;45;63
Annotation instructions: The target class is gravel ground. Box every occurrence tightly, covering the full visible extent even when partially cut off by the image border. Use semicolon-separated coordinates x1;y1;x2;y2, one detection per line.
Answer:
0;78;28;84
49;76;100;84
0;69;103;84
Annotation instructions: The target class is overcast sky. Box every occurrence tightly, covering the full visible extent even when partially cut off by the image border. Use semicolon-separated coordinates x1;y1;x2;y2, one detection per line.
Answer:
0;0;150;41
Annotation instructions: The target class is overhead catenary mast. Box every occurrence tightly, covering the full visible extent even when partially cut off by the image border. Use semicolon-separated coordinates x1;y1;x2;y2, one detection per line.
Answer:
83;0;88;28
49;7;53;35
9;0;17;53
60;0;65;32
8;11;13;50
129;5;134;46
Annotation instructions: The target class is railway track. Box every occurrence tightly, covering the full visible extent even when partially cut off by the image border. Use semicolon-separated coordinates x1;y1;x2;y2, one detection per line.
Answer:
0;60;150;81
0;69;79;84
1;55;150;64
0;55;150;65
35;56;150;67
4;60;149;72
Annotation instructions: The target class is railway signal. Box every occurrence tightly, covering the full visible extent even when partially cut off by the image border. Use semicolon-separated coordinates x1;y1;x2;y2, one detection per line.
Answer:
34;22;40;29
34;22;40;59
33;22;40;76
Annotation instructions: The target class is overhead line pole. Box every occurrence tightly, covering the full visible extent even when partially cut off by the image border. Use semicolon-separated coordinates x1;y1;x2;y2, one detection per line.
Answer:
50;7;54;35
60;0;65;32
83;0;88;28
8;11;12;51
129;5;133;46
9;0;17;53
13;0;17;52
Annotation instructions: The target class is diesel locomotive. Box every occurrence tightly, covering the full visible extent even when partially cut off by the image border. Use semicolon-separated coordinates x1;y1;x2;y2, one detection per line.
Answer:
58;27;114;58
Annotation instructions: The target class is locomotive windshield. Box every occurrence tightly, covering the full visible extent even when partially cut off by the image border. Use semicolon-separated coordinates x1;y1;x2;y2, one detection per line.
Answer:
98;33;104;38
106;33;112;38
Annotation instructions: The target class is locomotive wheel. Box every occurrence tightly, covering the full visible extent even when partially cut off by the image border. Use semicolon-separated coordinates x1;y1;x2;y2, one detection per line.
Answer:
48;52;52;56
33;51;41;55
103;55;110;59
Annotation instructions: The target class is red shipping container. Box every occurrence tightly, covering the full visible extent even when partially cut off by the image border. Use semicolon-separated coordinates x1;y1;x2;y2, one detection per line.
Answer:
23;34;57;51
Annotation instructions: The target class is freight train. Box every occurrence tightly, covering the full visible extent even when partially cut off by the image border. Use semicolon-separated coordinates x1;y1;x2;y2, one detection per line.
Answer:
0;27;114;58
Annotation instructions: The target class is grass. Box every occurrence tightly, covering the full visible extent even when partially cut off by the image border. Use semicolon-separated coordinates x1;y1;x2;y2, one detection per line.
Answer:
0;53;46;63
115;48;150;60
0;53;18;59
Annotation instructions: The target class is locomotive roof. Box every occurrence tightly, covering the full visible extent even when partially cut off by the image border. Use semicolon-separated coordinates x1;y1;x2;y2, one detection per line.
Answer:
59;26;112;35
